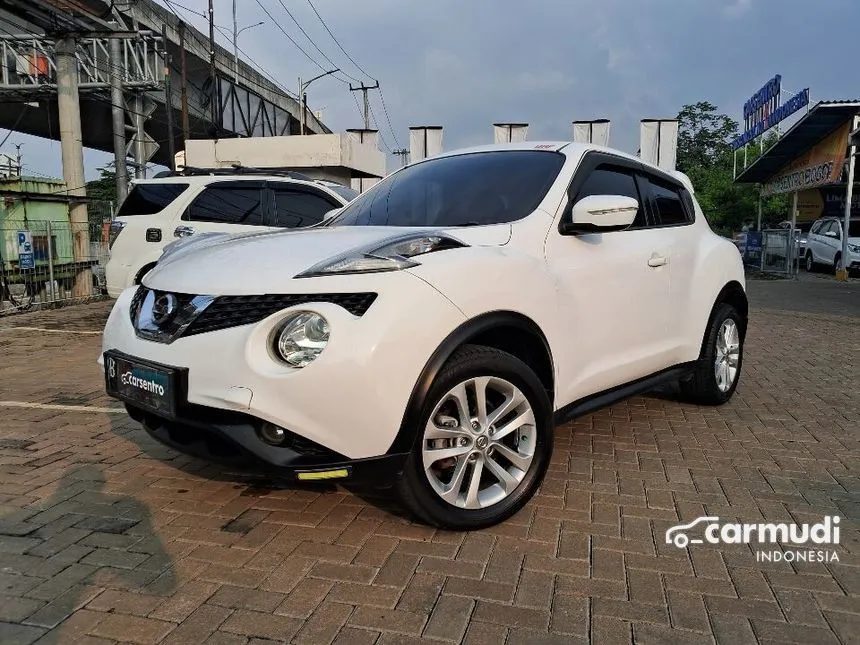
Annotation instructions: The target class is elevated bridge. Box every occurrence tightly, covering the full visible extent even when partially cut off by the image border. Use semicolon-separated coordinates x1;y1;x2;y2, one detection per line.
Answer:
0;0;330;169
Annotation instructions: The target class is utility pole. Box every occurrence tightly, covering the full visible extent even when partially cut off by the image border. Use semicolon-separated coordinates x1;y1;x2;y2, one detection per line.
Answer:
349;81;379;130
109;36;129;203
14;144;22;173
179;21;190;143
162;25;176;171
207;0;218;130
56;37;92;298
393;148;409;167
232;0;238;83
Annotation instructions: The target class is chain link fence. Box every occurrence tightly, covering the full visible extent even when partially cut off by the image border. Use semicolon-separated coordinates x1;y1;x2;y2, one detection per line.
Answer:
0;201;114;315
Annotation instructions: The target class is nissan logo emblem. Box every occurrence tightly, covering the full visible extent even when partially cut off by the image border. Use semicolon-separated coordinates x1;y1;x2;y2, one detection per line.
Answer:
151;293;178;325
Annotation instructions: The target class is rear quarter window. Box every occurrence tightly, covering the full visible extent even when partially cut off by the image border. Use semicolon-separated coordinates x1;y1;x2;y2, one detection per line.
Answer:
117;183;190;216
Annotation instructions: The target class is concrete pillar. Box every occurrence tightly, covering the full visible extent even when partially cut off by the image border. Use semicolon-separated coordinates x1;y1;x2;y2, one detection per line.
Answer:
639;119;679;171
572;119;611;146
493;123;528;144
409;126;443;162
345;128;379;149
109;37;128;202
56;38;92;298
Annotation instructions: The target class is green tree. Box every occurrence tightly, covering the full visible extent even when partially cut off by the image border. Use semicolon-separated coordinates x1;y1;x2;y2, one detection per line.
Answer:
676;102;788;235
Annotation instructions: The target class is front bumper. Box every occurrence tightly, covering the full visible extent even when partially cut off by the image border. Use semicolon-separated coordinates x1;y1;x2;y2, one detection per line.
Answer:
101;275;466;463
124;400;408;481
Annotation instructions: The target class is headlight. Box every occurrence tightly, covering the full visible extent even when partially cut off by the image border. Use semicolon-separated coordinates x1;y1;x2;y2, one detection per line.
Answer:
296;233;467;278
272;311;330;367
848;244;860;254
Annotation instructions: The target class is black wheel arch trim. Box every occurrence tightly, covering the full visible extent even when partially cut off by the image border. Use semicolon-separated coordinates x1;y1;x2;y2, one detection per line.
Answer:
695;281;749;360
386;310;554;455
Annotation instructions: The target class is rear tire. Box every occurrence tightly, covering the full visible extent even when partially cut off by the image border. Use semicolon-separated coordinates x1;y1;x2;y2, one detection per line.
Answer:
834;253;843;275
680;302;744;405
396;344;553;530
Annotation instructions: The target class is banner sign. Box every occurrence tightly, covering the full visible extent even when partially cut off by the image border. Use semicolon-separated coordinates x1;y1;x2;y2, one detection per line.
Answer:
731;74;810;150
761;121;850;196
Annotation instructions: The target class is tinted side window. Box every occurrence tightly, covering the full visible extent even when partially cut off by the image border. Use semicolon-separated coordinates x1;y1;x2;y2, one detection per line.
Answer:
648;177;690;226
117;183;189;216
574;166;646;228
810;221;823;235
273;188;338;228
187;186;264;225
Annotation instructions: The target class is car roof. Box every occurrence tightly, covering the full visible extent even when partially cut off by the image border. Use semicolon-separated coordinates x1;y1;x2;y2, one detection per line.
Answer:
423;141;690;187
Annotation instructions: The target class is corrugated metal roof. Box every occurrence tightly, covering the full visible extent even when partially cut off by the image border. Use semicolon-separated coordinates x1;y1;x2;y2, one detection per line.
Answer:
734;100;860;184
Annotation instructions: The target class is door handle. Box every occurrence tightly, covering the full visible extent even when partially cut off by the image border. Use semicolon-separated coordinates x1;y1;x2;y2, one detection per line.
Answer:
648;253;669;267
174;225;196;238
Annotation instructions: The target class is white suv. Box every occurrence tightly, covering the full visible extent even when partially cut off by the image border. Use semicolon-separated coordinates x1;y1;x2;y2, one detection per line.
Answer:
100;142;747;529
803;216;860;274
105;170;357;297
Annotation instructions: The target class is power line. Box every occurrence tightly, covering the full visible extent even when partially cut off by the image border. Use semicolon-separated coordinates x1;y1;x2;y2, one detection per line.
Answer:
252;0;333;77
302;0;401;147
272;0;360;84
304;0;373;79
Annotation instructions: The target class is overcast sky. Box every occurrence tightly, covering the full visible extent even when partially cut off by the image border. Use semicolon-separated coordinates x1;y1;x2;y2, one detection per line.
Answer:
5;0;859;181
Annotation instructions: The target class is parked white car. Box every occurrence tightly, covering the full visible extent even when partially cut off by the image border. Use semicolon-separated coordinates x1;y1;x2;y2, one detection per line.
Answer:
104;170;357;298
100;142;748;529
803;216;860;274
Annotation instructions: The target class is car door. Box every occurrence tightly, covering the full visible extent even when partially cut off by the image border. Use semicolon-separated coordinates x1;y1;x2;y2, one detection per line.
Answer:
544;154;673;404
821;220;842;264
806;220;825;262
267;182;343;229
638;171;699;363
179;181;273;236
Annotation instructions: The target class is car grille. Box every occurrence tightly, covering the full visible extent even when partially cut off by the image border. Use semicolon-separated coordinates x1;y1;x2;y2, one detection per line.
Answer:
181;292;378;337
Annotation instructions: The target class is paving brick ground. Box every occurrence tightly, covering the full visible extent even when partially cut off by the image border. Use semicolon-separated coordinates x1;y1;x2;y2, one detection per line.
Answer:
0;276;857;644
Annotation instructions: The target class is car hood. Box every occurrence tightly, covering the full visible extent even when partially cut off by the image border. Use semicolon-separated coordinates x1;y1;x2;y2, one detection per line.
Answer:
144;224;512;295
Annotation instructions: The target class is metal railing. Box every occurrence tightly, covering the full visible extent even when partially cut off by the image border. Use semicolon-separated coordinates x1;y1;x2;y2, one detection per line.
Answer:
0;35;164;94
0;204;113;315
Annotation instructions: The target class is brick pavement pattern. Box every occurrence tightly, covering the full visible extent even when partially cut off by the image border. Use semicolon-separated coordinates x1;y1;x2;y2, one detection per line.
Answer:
0;279;858;644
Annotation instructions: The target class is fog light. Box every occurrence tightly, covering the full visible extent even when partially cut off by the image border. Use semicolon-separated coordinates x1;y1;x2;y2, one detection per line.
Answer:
259;422;287;446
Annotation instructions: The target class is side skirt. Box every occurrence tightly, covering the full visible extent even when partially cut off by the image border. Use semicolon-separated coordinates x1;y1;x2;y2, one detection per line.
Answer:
553;362;697;426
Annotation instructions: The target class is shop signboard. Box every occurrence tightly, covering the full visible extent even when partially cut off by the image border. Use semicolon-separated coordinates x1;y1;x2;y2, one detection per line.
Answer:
732;75;810;150
760;121;850;196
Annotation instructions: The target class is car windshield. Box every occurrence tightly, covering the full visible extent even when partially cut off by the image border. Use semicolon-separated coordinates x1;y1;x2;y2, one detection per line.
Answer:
326;150;565;227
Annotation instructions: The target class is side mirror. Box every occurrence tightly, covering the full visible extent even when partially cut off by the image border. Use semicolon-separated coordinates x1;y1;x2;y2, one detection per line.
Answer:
561;195;639;235
311;208;342;228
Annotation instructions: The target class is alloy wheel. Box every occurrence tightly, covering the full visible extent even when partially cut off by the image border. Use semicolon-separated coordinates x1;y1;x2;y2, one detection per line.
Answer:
714;319;740;393
421;376;536;509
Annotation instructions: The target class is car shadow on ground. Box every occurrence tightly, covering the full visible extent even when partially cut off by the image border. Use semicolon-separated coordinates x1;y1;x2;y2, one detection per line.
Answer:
108;417;415;523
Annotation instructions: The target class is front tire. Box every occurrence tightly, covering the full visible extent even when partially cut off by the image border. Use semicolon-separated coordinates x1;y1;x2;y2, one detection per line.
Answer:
396;344;553;530
805;251;815;273
680;302;744;405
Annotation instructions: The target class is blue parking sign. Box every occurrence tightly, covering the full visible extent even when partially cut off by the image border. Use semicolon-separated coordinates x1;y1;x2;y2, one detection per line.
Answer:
17;230;35;269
